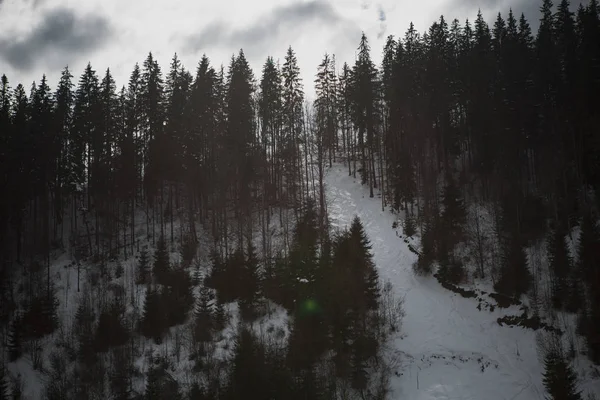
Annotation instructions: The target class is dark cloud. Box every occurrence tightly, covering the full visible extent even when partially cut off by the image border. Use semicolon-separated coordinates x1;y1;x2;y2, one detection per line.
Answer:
0;7;113;71
185;0;358;56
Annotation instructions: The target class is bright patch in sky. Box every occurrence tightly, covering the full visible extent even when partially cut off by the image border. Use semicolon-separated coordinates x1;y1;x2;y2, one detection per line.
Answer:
0;0;589;97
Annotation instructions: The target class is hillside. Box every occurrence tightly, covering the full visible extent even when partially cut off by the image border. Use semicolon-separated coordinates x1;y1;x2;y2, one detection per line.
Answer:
326;164;600;399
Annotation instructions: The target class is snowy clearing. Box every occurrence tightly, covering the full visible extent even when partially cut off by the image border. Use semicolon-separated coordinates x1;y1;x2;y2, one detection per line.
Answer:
326;164;552;400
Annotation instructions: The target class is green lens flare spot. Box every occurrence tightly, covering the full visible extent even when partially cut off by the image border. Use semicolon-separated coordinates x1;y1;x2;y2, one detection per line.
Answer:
300;299;321;316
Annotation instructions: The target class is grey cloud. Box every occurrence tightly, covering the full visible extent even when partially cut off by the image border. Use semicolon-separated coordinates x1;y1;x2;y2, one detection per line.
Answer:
378;5;386;22
0;7;113;71
185;0;359;55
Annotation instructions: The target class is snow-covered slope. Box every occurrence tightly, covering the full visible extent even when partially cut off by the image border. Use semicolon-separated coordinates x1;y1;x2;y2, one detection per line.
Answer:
326;165;548;400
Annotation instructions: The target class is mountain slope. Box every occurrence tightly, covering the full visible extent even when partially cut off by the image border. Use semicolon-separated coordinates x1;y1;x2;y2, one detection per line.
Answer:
326;164;551;400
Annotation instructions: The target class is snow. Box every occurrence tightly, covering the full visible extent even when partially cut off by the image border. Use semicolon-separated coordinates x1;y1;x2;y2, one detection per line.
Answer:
325;164;590;400
5;164;600;399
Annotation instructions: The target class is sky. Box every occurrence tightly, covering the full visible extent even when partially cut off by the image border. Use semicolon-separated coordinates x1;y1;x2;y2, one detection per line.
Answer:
0;0;588;99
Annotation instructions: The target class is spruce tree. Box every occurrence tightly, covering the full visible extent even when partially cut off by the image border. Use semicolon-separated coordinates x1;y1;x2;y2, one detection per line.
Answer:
494;235;532;299
227;328;269;399
164;266;194;327
417;220;436;275
10;373;21;400
110;349;132;400
349;216;380;310
145;356;182;400
281;46;304;208
547;226;572;309
350;333;368;392
542;348;582;400
72;63;100;203
8;315;22;361
577;213;599;283
194;284;214;343
0;365;8;400
206;249;224;292
213;300;227;332
153;236;170;285
74;296;95;364
240;243;261;320
140;285;166;344
179;234;197;268
222;248;245;303
258;56;283;205
287;201;320;309
53;66;74;224
441;175;466;249
95;299;129;352
137;248;150;284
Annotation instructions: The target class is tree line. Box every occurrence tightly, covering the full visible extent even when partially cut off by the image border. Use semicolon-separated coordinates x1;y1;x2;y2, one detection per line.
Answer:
1;0;600;399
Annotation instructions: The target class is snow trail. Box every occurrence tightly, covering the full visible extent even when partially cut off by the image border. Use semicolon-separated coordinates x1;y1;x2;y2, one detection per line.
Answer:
325;165;544;400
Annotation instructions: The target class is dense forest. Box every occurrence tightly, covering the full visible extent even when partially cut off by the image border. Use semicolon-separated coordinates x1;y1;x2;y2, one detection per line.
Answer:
1;0;600;398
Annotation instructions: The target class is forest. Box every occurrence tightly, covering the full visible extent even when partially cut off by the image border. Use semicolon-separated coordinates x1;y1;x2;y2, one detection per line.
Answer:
1;0;600;398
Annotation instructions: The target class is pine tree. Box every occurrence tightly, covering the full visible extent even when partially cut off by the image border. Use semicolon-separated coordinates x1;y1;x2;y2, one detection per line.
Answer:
222;248;245;303
351;33;380;196
0;365;8;400
163;266;194;327
213;299;227;332
281;46;304;208
417;220;436;275
286;200;320;309
95;299;129;352
349;216;380;310
576;213;600;361
153;236;170;284
179;234;197;268
441;174;466;249
53;66;74;227
258;56;283;205
577;213;599;282
194;284;214;343
350;333;368;392
24;284;59;339
10;373;21;400
140;285;166;344
494;235;532;299
8;314;22;361
41;282;60;334
227;328;269;399
110;349;132;400
547;226;572;309
141;52;166;212
145;356;182;400
72;63;100;206
239;242;261;320
74;296;95;364
542;348;582;400
287;305;328;373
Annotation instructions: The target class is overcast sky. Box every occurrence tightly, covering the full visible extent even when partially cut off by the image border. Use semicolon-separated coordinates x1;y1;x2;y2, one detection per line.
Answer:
0;0;588;98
